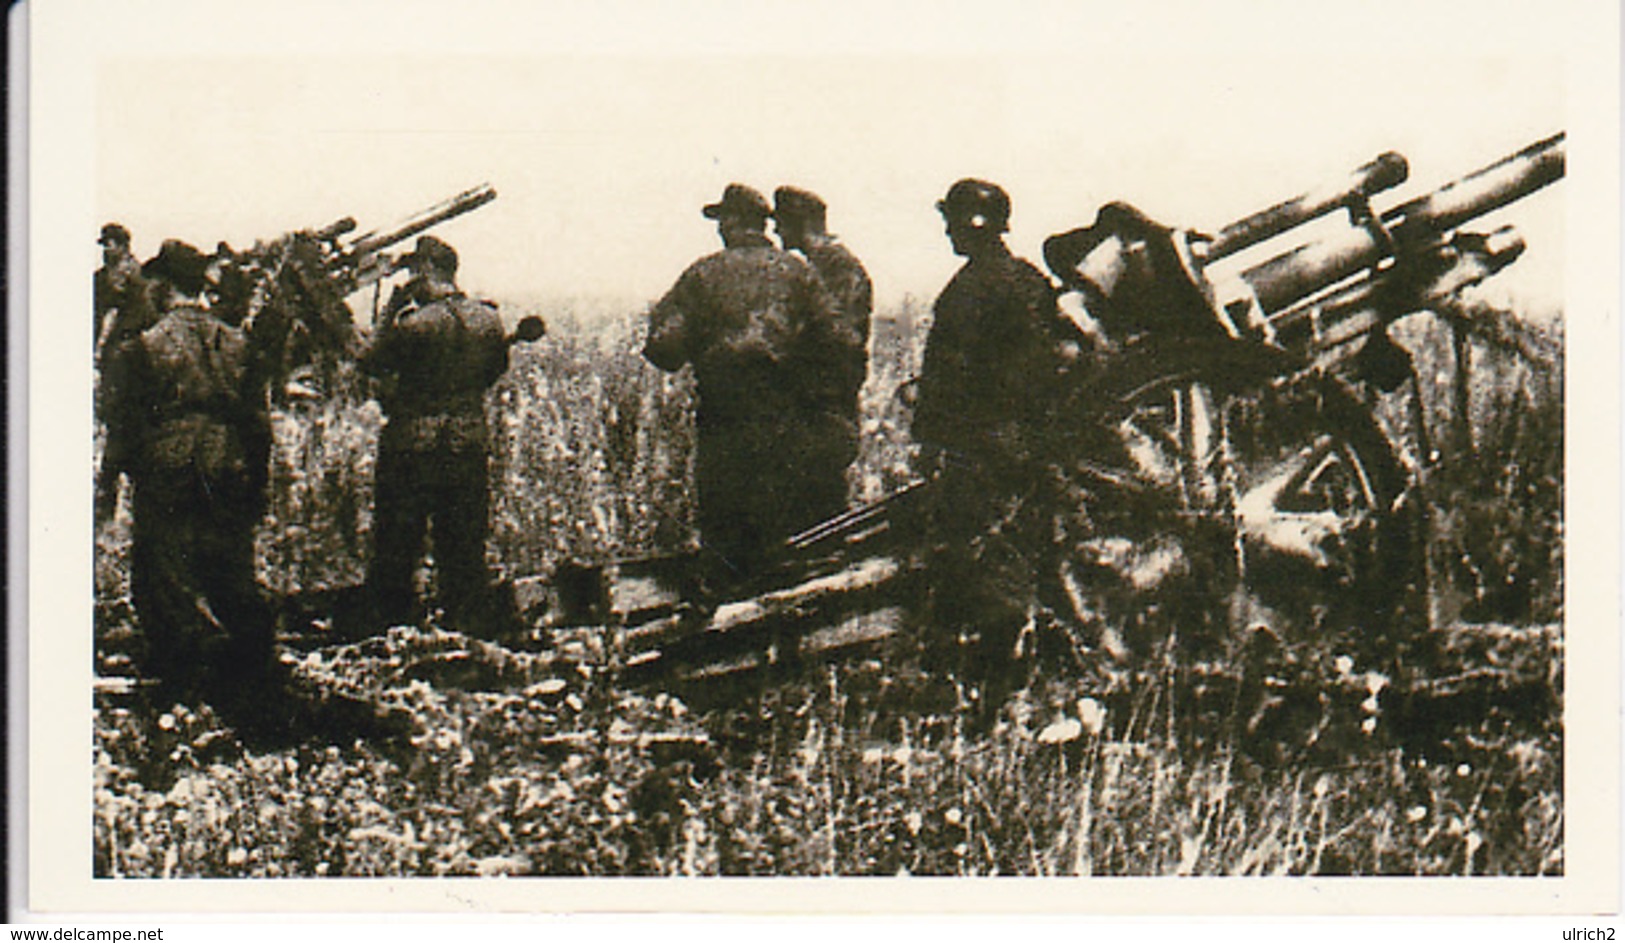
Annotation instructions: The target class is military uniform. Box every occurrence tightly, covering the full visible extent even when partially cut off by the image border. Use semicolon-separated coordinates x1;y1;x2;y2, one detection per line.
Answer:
797;237;872;500
646;186;847;585
913;247;1072;477
116;272;275;703
911;181;1084;704
95;254;155;355
363;267;509;632
95;228;162;518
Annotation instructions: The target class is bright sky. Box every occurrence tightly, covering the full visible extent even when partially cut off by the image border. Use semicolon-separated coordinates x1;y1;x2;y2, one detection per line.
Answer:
80;2;1568;320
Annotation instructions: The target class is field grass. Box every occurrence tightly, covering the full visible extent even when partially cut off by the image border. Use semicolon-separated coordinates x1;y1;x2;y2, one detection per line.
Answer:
92;295;1564;878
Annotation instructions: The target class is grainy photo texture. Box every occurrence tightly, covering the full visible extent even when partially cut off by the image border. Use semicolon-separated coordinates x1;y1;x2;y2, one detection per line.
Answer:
78;29;1569;885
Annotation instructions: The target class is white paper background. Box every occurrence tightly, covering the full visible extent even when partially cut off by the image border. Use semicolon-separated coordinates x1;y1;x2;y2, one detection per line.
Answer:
17;0;1621;918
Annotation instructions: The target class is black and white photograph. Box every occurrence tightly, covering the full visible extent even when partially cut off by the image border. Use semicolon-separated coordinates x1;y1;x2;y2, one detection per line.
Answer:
15;0;1621;921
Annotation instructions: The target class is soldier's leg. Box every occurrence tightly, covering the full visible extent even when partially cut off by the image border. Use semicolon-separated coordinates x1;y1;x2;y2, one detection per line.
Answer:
368;445;430;629
433;449;492;632
694;431;766;592
780;425;852;539
919;469;1033;718
194;474;276;698
129;472;213;702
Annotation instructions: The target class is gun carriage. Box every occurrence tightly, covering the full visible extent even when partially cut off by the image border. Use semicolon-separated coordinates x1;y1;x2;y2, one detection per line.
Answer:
554;135;1564;687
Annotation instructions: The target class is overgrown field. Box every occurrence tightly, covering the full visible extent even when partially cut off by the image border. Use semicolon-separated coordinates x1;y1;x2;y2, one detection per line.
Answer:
93;296;1564;877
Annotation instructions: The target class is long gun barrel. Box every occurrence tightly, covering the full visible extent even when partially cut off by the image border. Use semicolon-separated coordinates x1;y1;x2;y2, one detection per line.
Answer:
327;183;498;294
344;183;497;259
1233;134;1564;318
1204;151;1410;262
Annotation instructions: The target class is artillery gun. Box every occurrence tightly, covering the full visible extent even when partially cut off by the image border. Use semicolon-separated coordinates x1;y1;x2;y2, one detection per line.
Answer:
548;136;1565;686
219;184;498;401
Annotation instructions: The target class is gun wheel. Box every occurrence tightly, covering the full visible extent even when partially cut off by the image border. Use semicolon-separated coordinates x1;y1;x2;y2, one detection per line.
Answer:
1052;353;1425;669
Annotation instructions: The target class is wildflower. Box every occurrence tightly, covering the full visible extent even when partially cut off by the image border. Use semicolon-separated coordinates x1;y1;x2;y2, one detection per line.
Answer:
1455;763;1471;777
1037;717;1082;744
227;847;249;867
1333;655;1355;677
1076;697;1107;735
1360;717;1378;735
903;811;923;835
1406;805;1428;823
157;713;177;732
944;807;964;827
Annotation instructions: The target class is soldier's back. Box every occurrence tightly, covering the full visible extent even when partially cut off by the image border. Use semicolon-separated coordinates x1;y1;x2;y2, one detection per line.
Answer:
915;251;1063;466
374;294;507;419
139;308;251;413
804;240;872;331
677;244;824;372
131;307;266;483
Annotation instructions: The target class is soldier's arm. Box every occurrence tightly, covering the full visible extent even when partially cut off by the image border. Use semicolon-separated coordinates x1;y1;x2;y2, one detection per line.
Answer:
480;302;511;388
840;258;874;334
837;263;873;386
644;272;695;372
802;266;867;401
358;318;400;379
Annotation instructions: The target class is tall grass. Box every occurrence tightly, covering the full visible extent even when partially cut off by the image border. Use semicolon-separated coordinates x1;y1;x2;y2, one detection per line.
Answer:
93;622;1561;876
93;293;1564;878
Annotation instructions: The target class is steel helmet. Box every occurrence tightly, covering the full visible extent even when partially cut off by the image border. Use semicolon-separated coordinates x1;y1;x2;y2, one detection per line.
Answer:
936;178;1010;233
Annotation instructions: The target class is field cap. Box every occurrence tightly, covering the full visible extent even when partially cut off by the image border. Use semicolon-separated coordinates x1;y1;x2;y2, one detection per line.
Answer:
772;186;827;228
402;234;459;275
99;223;131;247
141;239;209;295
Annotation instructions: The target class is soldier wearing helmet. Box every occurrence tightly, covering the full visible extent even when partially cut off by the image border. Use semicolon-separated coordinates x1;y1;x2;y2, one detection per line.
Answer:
911;178;1086;722
646;183;849;592
914;178;1079;476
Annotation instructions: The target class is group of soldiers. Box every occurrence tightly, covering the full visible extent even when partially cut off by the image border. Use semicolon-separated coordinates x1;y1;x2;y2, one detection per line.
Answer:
96;223;510;737
95;175;1105;734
